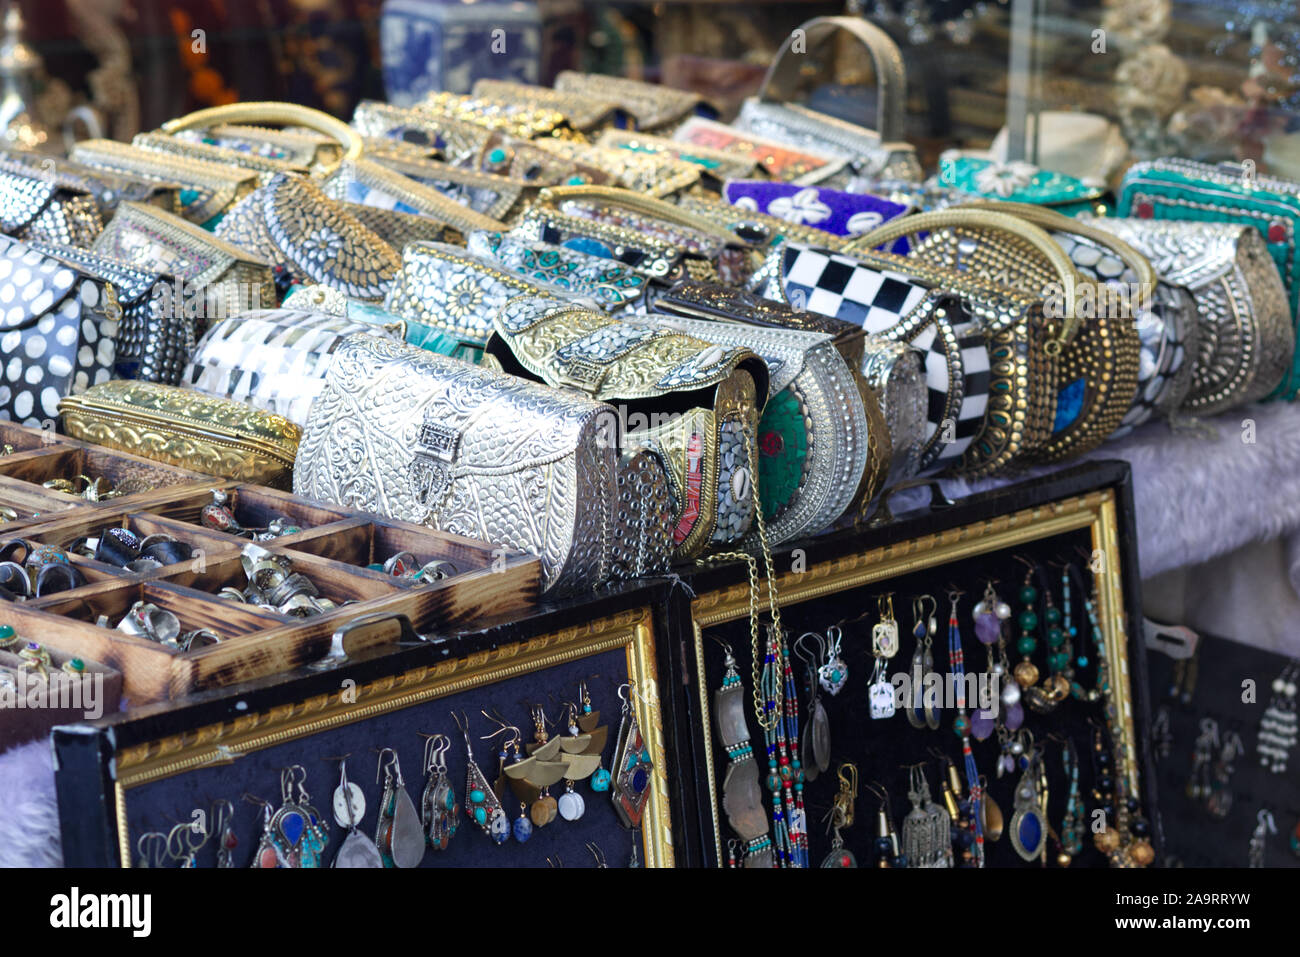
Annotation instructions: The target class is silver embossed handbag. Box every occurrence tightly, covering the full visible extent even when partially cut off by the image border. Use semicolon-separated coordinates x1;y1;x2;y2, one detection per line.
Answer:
736;16;922;183
294;333;628;593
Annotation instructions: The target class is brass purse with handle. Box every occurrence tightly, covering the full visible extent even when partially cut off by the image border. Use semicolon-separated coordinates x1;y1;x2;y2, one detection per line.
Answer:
850;206;1142;464
778;209;1082;475
485;293;769;560
736;15;922;183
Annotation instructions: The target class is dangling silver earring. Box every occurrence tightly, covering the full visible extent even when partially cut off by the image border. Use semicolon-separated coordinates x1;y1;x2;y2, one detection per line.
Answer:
794;632;831;781
332;756;382;868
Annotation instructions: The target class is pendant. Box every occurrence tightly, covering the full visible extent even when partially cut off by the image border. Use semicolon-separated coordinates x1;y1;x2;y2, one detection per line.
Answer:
558;781;586;821
1008;760;1045;862
821;833;857;868
872;620;899;658
334;828;384;868
530;792;558;826
375;750;426;868
819;655;848;695
612;686;653;829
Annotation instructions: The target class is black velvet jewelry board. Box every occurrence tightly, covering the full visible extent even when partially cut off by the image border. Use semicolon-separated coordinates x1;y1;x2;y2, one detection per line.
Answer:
120;647;638;868
1147;634;1300;868
696;528;1133;868
670;460;1162;867
53;579;682;867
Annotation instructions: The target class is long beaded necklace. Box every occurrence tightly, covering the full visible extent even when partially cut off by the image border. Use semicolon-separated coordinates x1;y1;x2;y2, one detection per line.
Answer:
946;591;984;867
1073;564;1155;867
780;637;810;866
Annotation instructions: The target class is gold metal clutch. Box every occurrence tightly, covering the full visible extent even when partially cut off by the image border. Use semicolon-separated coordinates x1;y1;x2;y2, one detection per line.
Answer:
58;381;302;489
555;72;718;133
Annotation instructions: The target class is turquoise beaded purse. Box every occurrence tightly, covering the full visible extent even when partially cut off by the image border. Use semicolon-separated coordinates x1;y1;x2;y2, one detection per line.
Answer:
935;154;1109;219
1117;158;1300;399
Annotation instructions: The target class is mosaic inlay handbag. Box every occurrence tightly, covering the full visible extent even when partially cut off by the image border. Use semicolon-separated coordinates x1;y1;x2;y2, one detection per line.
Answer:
0;150;181;219
641;303;870;544
215;173;402;302
485;294;768;559
1089;217;1293;414
1117;157;1300;399
465;231;646;310
382;241;561;348
183;309;402;427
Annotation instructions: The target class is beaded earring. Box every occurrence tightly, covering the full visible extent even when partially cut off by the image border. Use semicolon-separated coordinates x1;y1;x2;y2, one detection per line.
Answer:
971;582;1009;740
945;590;984;867
1012;562;1042;689
1249;809;1277;868
580;681;613;793
1256;660;1299;774
1055;738;1082;866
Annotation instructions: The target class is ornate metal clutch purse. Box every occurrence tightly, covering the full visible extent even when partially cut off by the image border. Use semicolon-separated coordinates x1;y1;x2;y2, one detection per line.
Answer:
471;79;629;133
91;202;276;330
555;71;719;134
320;158;507;236
0;151;181;219
27;241;194;385
215;173;402;302
465;231;646;311
70;139;259;227
131;131;312;182
1089;217;1292;415
293;333;623;593
383;241;556;348
735;16;922;183
59;381;301;489
0;157;104;249
485;293;768;559
640;308;869;545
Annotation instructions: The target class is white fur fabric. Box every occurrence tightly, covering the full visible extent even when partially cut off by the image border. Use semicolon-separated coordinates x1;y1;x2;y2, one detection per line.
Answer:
0;738;63;867
911;401;1300;580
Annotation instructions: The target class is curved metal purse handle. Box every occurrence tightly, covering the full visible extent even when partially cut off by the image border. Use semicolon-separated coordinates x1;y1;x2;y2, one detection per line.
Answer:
846;207;1086;347
958;199;1159;291
160;102;363;172
757;15;908;143
537;184;746;246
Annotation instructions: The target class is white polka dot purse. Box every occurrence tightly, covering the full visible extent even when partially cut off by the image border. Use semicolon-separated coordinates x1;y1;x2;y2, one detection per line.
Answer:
0;233;120;426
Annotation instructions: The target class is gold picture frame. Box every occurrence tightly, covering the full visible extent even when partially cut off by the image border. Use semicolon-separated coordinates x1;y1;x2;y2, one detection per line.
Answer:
690;488;1136;865
111;605;674;867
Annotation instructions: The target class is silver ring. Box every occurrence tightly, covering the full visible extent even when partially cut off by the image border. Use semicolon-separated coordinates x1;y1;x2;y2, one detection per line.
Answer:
117;601;181;647
180;629;222;652
382;552;420;577
413;560;458;583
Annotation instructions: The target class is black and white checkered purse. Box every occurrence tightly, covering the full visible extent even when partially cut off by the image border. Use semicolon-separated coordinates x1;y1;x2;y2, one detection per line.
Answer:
753;241;995;474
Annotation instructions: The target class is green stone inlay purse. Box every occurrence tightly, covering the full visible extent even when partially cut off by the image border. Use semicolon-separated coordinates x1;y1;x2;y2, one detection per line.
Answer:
937;153;1109;219
1117;157;1300;399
